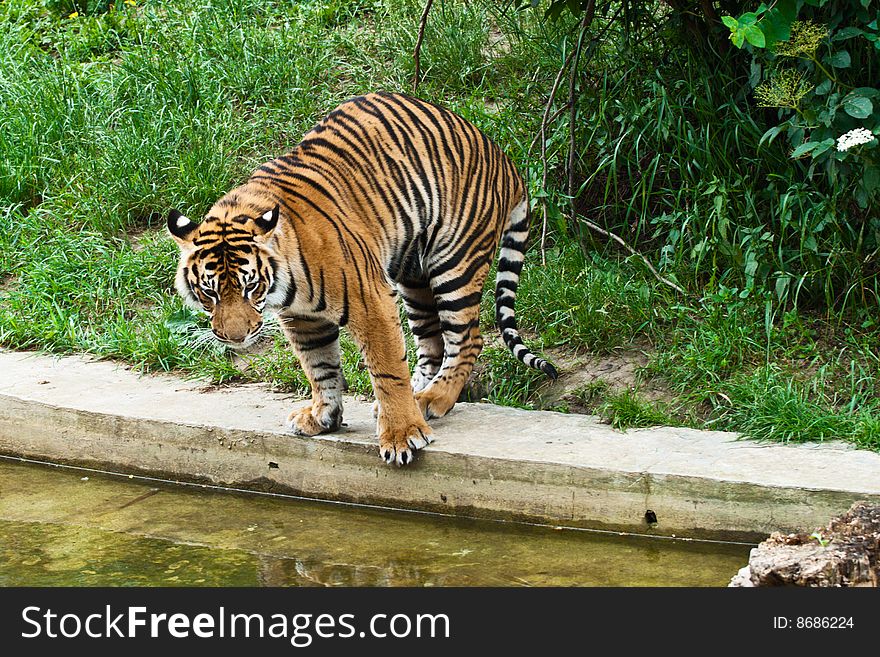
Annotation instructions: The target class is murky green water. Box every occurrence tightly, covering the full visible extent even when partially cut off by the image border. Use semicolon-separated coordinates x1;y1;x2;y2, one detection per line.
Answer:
0;460;750;586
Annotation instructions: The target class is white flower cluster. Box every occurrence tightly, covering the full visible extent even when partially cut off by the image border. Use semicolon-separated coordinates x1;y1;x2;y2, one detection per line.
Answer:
836;128;875;152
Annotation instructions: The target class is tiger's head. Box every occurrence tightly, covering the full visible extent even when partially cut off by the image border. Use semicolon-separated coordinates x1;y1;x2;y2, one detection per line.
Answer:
167;196;290;349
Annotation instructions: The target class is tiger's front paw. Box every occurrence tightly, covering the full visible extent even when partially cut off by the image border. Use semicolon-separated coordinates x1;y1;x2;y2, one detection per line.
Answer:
378;421;434;466
286;403;342;436
414;387;457;420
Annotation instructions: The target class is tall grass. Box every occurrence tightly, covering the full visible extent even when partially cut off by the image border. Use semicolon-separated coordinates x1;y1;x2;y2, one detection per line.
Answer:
535;11;878;313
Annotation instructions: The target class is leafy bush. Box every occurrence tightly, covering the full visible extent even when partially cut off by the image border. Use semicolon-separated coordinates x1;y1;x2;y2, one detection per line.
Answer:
524;1;880;311
722;0;880;208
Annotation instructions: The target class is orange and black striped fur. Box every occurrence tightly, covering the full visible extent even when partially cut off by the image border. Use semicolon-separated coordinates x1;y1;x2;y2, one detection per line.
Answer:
168;92;557;466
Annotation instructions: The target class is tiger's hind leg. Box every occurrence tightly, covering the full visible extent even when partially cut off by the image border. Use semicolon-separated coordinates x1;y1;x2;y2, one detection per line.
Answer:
397;278;444;393
279;315;344;436
414;261;490;420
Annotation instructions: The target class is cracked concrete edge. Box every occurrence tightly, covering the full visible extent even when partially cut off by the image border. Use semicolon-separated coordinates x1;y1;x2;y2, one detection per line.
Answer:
1;392;876;541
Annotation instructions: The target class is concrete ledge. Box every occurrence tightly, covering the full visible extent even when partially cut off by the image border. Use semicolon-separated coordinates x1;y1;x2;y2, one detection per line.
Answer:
1;350;879;540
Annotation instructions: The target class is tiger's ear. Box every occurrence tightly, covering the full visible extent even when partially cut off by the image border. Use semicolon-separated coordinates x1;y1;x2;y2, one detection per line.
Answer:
254;204;279;238
167;209;197;246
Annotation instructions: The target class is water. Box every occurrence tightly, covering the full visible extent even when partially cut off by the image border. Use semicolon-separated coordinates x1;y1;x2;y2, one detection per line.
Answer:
0;460;751;586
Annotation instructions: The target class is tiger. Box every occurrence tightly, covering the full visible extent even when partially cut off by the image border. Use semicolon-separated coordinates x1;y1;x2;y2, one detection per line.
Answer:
168;92;557;466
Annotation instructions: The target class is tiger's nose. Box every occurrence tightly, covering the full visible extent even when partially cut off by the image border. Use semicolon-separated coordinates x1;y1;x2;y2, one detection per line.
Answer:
213;322;261;343
212;327;246;343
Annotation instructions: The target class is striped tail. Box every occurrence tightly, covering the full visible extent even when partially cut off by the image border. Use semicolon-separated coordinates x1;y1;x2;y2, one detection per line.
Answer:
494;197;558;380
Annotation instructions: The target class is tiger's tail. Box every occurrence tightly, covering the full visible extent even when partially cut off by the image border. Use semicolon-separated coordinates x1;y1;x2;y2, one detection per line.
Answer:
494;196;558;380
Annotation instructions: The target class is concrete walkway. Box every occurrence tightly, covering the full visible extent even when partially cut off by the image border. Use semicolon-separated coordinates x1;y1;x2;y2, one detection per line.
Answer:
1;350;878;539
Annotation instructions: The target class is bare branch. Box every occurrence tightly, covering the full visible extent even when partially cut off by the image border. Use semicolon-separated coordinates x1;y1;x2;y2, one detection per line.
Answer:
412;0;435;95
539;47;577;265
576;215;687;295
528;105;568;156
567;3;595;222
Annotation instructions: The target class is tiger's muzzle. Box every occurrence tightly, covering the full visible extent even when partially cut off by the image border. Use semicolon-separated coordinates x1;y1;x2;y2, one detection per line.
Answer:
211;297;264;348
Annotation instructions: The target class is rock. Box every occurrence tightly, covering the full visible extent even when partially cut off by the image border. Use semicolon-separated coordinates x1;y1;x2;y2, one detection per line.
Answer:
730;501;880;587
729;564;754;587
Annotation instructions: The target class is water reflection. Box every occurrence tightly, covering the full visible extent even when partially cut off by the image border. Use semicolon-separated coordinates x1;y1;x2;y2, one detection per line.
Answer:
0;461;750;586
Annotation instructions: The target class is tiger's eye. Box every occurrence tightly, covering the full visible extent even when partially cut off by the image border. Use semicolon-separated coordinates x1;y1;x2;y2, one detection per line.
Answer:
199;285;218;301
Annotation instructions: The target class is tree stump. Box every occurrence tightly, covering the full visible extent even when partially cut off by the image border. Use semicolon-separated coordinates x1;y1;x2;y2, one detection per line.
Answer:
729;501;880;587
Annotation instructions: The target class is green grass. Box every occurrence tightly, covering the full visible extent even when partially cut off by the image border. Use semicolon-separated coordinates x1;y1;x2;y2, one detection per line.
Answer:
597;389;677;431
507;244;672;351
503;244;880;449
1;0;879;451
480;345;549;409
710;365;880;449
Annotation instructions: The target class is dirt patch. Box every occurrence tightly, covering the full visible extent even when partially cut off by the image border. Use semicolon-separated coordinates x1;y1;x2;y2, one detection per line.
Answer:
537;341;675;411
484;24;511;58
228;334;277;374
0;274;16;292
460;331;676;413
125;224;161;252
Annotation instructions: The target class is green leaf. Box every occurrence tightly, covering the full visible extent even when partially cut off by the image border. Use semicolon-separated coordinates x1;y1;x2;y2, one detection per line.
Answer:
544;0;568;20
863;166;880;193
776;0;798;21
759;125;785;146
828;50;851;68
791;141;820;158
739;12;759;27
721;15;738;29
865;165;880;194
761;6;794;45
732;30;745;48
814;79;832;95
749;59;762;87
843;95;873;118
833;27;863;41
775;276;789;301
852;87;880;98
810;138;836;158
855;184;869;209
165;307;202;333
744;25;766;48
